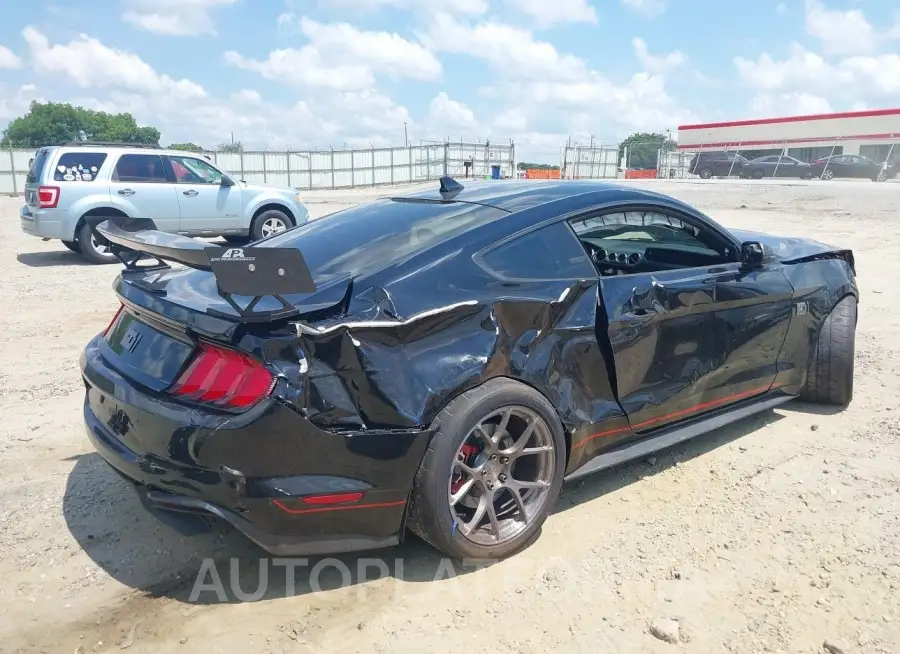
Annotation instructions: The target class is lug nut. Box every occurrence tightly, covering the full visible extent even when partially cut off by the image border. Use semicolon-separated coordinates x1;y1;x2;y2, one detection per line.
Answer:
490;454;497;460
485;481;494;490
498;473;507;483
500;456;509;464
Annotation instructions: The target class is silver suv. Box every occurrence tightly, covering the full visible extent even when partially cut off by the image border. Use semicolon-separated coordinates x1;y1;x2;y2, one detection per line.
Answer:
20;142;309;263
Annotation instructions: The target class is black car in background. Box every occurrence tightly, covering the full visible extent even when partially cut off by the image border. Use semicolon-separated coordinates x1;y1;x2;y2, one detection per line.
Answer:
739;155;814;180
689;151;748;178
808;154;897;181
79;178;858;561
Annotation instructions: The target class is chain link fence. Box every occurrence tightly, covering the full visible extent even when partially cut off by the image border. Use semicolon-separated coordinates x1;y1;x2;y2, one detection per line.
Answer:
1;139;516;195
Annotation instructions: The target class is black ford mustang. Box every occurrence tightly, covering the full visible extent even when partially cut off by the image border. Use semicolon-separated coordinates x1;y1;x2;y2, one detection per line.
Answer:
80;178;858;560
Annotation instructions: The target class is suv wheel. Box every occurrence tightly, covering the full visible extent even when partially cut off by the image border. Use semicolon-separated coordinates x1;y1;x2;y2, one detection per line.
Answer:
77;222;118;265
250;209;293;241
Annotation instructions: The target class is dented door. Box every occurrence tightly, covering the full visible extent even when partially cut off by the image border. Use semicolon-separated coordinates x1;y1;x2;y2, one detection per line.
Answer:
598;261;791;434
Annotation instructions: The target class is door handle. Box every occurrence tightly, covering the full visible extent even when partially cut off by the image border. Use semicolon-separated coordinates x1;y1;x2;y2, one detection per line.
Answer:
117;189;135;196
182;190;198;197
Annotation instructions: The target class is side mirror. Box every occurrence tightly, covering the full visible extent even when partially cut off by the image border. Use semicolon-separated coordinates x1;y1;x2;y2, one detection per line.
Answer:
220;175;235;187
740;241;765;267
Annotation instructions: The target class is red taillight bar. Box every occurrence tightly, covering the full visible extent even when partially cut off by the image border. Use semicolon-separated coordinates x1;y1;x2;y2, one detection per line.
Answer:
38;186;60;208
103;303;124;337
169;342;275;409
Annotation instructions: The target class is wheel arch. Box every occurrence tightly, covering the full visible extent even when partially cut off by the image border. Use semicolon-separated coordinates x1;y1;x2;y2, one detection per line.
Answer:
421;374;574;469
75;206;128;239
251;202;296;225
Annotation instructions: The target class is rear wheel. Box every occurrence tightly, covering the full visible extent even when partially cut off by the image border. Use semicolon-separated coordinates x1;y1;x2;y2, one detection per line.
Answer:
698;167;713;179
800;295;857;407
77;221;118;265
407;378;566;560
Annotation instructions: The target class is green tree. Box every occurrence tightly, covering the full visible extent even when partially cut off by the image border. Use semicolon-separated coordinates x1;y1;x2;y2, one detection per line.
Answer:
1;101;160;147
167;142;204;152
618;131;676;169
216;141;243;153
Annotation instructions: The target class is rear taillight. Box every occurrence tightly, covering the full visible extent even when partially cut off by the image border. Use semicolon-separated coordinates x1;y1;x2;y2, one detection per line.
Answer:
38;185;60;208
103;303;124;337
169;343;275;409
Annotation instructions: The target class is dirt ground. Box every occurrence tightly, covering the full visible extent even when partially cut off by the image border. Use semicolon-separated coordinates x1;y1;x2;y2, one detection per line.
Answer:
1;178;898;654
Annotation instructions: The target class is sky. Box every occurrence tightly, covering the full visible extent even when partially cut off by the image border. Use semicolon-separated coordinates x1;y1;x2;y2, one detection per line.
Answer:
0;0;899;162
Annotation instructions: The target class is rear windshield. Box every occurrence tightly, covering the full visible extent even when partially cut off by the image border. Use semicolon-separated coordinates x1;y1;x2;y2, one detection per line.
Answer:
26;148;51;184
258;198;507;284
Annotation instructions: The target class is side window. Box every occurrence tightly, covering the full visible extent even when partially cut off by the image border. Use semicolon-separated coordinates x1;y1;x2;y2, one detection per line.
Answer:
113;154;168;183
168;155;224;184
53;152;107;182
478;222;597;281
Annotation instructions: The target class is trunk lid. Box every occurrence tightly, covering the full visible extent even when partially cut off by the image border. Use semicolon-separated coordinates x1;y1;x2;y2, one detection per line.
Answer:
114;265;352;341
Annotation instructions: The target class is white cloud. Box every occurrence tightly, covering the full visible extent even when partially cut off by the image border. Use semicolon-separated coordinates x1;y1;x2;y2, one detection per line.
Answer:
22;27;207;99
504;0;598;28
0;45;22;69
750;92;833;117
632;37;686;73
121;0;238;36
419;13;695;139
0;84;42;122
803;0;875;55
734;44;852;92
418;13;589;81
735;41;900;100
622;0;665;18
429;92;479;130
316;0;488;14
226;17;441;90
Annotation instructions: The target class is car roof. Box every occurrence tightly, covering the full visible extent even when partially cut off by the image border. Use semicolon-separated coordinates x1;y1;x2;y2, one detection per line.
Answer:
390;179;682;214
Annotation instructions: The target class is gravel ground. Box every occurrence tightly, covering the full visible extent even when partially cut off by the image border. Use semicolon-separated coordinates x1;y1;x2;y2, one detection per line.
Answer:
1;178;898;654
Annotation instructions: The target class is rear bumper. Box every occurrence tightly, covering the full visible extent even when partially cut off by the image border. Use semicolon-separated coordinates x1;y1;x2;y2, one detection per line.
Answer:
20;205;71;240
80;334;433;556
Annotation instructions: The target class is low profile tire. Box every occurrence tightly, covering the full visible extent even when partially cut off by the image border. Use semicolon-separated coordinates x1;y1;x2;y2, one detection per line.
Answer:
407;378;566;560
698;168;713;179
77;221;118;265
800;295;857;407
62;240;79;253
250;209;293;241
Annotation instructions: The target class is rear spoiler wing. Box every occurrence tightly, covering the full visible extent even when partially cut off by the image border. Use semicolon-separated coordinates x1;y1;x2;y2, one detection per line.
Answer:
88;216;317;321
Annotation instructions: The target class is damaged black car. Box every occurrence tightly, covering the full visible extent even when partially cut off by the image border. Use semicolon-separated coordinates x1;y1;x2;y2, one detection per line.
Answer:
80;177;858;560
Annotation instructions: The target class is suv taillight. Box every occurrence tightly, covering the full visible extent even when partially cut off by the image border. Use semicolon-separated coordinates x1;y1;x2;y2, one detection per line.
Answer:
38;186;60;208
168;343;275;409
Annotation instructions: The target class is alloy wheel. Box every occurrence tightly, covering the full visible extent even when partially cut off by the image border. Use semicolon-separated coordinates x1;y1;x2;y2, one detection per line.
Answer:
90;234;113;257
260;216;289;238
448;406;555;546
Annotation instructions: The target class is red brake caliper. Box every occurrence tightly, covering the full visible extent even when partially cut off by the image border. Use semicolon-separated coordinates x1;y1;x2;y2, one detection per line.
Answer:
451;444;480;494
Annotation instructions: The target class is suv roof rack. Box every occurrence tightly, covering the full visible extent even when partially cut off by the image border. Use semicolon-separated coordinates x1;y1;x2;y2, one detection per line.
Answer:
60;141;160;149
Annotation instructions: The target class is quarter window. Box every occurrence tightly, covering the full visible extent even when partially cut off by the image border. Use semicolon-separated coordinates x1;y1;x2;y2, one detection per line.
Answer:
113;154;168;183
478;222;597;280
52;152;107;182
